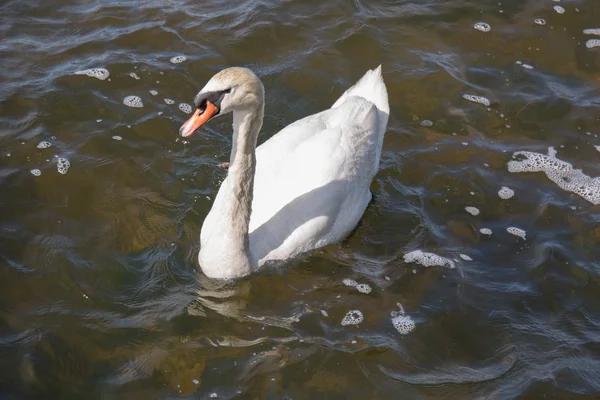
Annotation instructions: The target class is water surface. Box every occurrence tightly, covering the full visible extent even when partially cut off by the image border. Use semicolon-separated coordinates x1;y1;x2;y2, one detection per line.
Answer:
1;0;600;398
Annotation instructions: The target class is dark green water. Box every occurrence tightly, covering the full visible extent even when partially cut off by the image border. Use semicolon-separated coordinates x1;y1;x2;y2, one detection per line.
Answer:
1;0;600;398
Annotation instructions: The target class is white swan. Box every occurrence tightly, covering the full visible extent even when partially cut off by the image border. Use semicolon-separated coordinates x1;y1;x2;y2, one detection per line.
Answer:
180;66;389;279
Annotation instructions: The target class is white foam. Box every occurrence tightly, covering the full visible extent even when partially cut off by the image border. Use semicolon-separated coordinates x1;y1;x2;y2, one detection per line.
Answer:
170;55;187;64
583;28;600;35
178;103;193;114
522;64;534;70
507;147;600;205
356;284;372;294
420;120;433;127
534;19;547;26
129;72;140;80
30;169;41;176
74;68;110;80
391;314;415;335
465;206;480;216
123;96;143;108
343;279;357;287
462;94;490;106
586;39;600;49
595;145;600;153
36;141;51;149
164;98;175;105
56;157;70;175
507;227;526;239
149;90;158;96
480;228;493;235
553;5;565;14
320;310;328;317
403;250;455;269
498;186;515;199
459;254;473;261
112;135;122;141
474;22;491;32
341;310;363;326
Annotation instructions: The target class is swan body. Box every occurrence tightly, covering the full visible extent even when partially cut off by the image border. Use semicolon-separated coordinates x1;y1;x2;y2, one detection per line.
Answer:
180;66;389;279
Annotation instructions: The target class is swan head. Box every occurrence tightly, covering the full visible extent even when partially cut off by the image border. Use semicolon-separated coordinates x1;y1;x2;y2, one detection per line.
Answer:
180;67;264;137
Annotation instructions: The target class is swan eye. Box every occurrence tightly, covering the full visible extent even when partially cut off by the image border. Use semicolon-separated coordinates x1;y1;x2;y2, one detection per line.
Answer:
224;88;232;94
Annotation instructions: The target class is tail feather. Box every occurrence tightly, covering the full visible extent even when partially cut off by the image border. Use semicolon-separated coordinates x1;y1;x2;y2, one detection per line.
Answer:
332;66;389;170
332;65;389;126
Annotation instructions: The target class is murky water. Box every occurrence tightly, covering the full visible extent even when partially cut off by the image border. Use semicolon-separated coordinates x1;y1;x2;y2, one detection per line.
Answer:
1;0;600;398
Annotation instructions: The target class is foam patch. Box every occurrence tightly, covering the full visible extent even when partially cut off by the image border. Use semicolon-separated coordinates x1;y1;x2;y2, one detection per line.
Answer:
474;22;491;32
480;228;493;235
356;284;372;294
75;68;109;80
170;56;187;64
343;279;357;287
341;310;363;326
583;28;600;35
586;39;600;49
553;5;565;14
30;169;41;176
462;94;490;106
36;141;51;149
178;103;193;114
534;19;546;26
507;227;526;239
465;206;480;216
164;98;175;105
404;250;455;269
507;147;600;205
123;96;143;108
56;157;70;175
459;254;473;261
498;186;515;199
391;313;415;335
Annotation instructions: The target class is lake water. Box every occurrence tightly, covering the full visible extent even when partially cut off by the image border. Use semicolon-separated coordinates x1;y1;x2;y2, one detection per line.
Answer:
1;0;600;398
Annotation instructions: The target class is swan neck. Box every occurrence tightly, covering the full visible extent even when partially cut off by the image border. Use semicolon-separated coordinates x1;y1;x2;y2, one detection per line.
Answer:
220;105;263;269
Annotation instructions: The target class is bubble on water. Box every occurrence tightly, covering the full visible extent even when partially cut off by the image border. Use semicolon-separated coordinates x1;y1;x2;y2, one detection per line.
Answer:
392;314;415;335
356;284;372;294
209;393;217;399
553;5;565;14
459;254;473;261
320;310;328;317
30;169;41;176
192;379;199;385
129;72;140;80
178;103;193;114
583;28;600;36
36;141;51;149
521;64;534;70
56;157;70;175
170;55;187;64
507;227;526;239
474;22;491;32
75;68;110;80
534;18;547;26
595;145;600;153
403;250;455;269
341;310;363;326
164;98;175;105
508;147;600;205
112;135;122;141
586;39;600;49
498;186;515;199
462;94;491;106
123;96;143;108
465;206;480;216
480;228;493;235
420;119;433;127
343;279;357;287
149;90;158;96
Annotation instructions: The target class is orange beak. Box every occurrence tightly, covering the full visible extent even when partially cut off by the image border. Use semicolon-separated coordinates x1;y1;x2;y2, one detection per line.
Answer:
179;100;219;137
